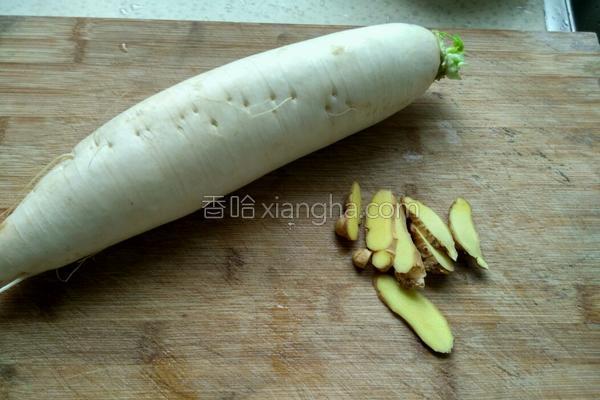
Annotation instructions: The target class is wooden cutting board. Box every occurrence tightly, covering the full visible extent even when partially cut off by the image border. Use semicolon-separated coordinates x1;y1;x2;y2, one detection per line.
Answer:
0;16;599;399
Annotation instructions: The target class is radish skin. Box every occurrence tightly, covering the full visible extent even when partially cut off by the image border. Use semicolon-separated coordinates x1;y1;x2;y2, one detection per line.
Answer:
0;24;463;288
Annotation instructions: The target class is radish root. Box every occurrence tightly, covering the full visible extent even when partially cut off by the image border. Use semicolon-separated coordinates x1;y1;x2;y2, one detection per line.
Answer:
0;273;28;294
250;97;293;118
55;253;95;283
326;107;357;117
0;153;74;223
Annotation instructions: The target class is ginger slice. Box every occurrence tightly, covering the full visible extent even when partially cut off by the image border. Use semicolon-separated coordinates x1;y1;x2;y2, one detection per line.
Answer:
402;196;458;261
371;250;395;272
411;225;456;274
449;198;488;269
335;181;362;240
366;190;396;271
365;190;396;251
352;248;372;269
374;274;453;353
393;204;426;288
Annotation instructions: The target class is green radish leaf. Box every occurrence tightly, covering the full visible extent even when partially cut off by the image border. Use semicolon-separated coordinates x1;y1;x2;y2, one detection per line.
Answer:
434;31;465;80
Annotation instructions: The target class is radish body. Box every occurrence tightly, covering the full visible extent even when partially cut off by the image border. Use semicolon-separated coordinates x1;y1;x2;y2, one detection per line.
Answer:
0;24;461;287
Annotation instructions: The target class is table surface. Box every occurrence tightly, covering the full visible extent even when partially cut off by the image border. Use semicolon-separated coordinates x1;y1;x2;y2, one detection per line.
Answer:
0;16;599;399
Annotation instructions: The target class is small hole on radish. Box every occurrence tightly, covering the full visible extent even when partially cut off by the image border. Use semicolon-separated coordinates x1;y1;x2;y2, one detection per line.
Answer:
210;118;218;127
192;105;199;113
226;94;233;102
243;98;249;107
107;142;113;148
325;104;332;112
290;89;297;99
270;91;276;101
331;87;338;96
134;129;141;136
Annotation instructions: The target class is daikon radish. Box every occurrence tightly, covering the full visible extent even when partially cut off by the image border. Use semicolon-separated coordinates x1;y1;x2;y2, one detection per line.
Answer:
0;24;464;290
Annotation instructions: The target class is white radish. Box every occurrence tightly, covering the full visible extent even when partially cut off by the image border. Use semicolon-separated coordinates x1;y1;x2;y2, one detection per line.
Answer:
0;24;464;289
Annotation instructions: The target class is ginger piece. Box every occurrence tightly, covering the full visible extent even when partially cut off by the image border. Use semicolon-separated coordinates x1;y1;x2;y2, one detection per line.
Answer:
411;225;456;274
366;190;397;271
365;190;396;251
395;268;426;289
402;196;458;261
374;274;453;353
393;204;426;288
448;198;488;269
352;248;372;269
335;218;351;239
335;181;362;240
371;250;395;272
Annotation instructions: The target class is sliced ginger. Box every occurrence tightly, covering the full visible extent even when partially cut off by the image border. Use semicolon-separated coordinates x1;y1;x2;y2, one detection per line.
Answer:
366;190;396;271
449;198;488;269
366;190;396;251
331;182;490;354
402;196;458;261
411;225;456;274
393;204;426;288
335;181;362;240
374;274;453;353
371;250;395;272
352;248;372;269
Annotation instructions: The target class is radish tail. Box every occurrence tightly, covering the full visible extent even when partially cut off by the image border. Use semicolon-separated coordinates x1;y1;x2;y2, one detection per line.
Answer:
0;274;27;294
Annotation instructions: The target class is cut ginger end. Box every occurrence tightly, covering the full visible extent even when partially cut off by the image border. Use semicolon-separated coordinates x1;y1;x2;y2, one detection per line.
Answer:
352;248;372;269
335;181;362;240
449;198;488;269
374;274;453;353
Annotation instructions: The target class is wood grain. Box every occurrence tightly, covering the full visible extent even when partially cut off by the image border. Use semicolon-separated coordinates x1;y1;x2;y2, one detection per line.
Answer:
0;16;599;399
